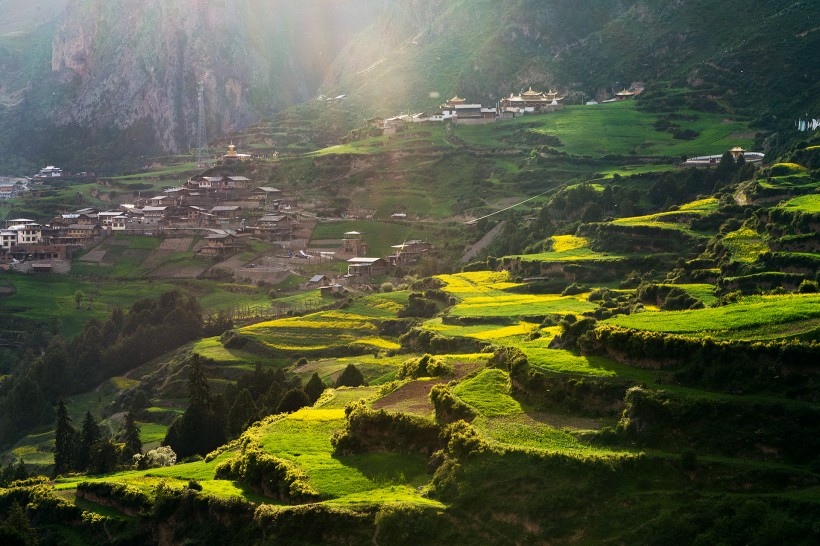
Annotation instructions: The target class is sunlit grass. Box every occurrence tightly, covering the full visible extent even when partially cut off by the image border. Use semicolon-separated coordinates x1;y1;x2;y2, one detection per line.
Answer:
452;369;523;417
722;227;768;263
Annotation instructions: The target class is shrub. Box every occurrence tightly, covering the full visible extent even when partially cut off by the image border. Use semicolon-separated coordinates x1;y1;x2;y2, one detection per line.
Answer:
215;449;319;503
430;384;476;424
380;282;394;293
398;354;453;379
331;401;442;455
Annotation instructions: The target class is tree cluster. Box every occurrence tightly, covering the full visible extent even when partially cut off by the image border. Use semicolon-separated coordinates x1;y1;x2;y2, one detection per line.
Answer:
52;399;141;477
0;291;206;448
165;357;330;457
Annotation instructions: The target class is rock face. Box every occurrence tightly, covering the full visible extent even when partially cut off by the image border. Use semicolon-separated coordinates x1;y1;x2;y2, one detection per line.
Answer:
48;0;381;152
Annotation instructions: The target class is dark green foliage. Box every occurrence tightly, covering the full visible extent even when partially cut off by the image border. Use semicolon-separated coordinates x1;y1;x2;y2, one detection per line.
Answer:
215;449;319;502
0;460;27;488
76;411;100;472
587;325;820;396
228;389;258;436
335;364;365;388
637;283;705;310
277;388;311;413
304;373;326;404
430;384;476;424
119;411;142;461
397;293;439;318
0;502;36;546
52;399;75;477
619;386;820;464
76;482;151;513
163;355;227;458
331;401;442;455
0;291;205;447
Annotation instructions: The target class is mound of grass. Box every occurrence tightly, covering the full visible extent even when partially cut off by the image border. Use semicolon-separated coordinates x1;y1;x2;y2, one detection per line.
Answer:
452;369;523;417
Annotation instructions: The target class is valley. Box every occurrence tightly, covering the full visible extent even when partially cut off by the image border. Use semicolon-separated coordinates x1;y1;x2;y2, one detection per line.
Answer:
0;1;818;544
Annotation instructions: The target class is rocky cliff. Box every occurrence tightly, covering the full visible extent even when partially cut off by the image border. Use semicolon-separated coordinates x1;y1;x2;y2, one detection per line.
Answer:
46;0;382;152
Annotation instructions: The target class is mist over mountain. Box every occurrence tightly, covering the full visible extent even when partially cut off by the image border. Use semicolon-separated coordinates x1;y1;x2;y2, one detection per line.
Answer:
0;0;817;172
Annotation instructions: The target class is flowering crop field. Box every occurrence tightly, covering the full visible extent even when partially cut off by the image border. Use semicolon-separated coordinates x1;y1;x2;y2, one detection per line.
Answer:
509;235;624;262
436;271;596;318
422;318;539;341
721;227;769;263
236;292;415;353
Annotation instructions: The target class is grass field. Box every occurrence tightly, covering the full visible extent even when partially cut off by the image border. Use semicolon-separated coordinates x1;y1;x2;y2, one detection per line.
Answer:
454;102;754;158
452;369;522;417
606;293;820;339
310;221;430;256
776;194;820;214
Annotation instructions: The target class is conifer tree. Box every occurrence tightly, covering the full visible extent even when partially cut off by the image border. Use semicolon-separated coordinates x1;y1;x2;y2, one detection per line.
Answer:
336;364;365;387
227;389;257;436
187;355;211;410
77;411;101;471
53;399;75;477
305;372;326;404
120;411;142;461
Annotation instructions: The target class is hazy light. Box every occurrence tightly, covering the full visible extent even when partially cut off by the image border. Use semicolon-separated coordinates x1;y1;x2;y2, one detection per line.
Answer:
429;91;440;99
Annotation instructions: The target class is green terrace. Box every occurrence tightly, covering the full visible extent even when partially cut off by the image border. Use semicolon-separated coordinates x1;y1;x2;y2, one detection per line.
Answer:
605;293;820;341
507;234;625;263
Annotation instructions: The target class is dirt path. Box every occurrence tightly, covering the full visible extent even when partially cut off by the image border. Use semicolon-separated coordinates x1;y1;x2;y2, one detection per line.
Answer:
461;220;506;263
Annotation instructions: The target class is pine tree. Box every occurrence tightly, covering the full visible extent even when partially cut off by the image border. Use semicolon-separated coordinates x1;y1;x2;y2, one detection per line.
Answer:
228;389;257;437
120;411;142;461
305;372;326;404
3;501;37;546
53;399;76;477
187;355;211;410
336;364;365;387
77;411;101;471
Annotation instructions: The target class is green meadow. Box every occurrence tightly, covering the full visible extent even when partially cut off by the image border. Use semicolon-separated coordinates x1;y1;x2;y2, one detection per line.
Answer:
455;101;754;158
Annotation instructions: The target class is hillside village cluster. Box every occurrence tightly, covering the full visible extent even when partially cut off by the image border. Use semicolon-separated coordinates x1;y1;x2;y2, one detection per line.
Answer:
0;145;432;280
376;87;638;130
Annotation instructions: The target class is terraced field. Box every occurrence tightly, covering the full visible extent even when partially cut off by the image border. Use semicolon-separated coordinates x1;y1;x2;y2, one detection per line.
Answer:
606;293;820;340
509;234;624;262
437;271;597;318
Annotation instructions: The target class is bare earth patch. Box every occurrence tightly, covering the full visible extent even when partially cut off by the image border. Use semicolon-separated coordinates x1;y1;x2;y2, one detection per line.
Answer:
78;249;107;263
158;237;193;251
372;379;444;416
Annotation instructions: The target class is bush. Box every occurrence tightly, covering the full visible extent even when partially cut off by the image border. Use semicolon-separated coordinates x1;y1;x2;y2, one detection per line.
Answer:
430;384;476;424
398;354;453;379
215;448;319;503
380;282;394;293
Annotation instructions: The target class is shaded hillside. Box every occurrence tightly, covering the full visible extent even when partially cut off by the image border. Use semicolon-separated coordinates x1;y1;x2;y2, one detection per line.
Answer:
323;0;819;125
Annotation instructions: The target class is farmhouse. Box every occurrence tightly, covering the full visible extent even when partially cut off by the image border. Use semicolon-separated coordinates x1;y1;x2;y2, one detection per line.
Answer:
141;206;168;226
305;274;332;289
346;257;388;277
198;232;243;257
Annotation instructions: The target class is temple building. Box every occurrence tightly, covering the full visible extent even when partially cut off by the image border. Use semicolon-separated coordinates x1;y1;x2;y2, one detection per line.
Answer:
222;144;252;163
500;87;564;113
614;89;635;100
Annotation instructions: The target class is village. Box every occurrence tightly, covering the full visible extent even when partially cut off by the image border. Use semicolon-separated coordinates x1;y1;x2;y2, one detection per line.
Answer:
375;86;640;131
0;143;433;286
